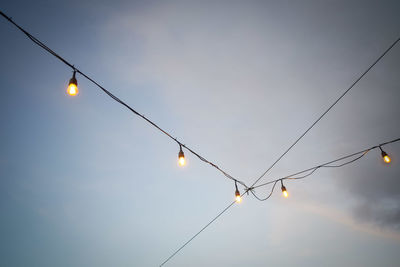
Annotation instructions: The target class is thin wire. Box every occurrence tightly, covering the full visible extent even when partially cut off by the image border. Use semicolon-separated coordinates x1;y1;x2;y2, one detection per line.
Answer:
252;137;399;192
247;36;400;189
250;151;370;199
159;34;400;262
0;10;248;189
322;150;369;168
249;152;367;199
159;201;236;267
3;10;400;266
156;36;400;266
160;137;400;265
250;180;278;201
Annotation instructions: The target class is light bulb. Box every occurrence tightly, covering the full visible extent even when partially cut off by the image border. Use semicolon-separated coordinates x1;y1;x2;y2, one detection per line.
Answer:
67;83;78;96
67;71;78;96
382;152;391;164
235;189;241;203
178;156;186;166
234;181;241;203
383;155;391;163
281;185;289;198
380;148;391;164
178;146;186;166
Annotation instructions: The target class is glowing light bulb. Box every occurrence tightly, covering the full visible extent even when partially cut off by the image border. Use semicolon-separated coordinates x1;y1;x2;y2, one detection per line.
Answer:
235;189;241;203
380;147;391;164
382;151;391;164
67;71;78;96
67;83;78;96
178;156;186;166
178;146;186;166
281;182;289;198
234;181;241;203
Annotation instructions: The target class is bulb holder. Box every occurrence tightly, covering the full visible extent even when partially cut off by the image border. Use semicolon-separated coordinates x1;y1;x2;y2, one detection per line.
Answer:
69;71;77;87
69;77;77;87
235;189;240;197
281;185;287;192
235;189;241;203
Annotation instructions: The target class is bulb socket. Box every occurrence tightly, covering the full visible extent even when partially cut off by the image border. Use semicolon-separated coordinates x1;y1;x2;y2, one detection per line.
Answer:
69;76;77;86
235;189;240;197
281;185;287;192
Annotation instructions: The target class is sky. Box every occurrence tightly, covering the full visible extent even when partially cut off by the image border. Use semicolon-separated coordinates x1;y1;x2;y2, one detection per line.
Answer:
0;0;400;266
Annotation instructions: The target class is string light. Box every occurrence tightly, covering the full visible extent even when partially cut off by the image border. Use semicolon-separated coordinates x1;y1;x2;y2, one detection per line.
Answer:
67;70;78;96
1;12;400;266
250;140;399;201
379;146;391;163
242;36;400;192
280;180;289;198
234;181;241;203
160;139;400;266
178;145;186;166
0;11;249;189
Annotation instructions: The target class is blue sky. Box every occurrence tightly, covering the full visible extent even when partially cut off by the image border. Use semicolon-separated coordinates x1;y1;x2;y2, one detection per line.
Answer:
1;1;400;266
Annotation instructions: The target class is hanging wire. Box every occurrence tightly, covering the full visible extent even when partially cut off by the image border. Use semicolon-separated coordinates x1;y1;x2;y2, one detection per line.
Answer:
159;137;400;265
249;180;279;201
158;34;400;265
249;138;399;200
247;35;400;189
2;10;400;267
159;200;236;267
0;10;249;189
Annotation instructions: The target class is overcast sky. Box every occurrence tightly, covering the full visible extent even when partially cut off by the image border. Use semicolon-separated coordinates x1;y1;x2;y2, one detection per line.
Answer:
1;1;400;266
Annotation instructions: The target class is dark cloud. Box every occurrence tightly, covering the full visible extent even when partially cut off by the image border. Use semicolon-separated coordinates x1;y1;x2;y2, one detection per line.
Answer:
354;199;400;230
336;142;400;230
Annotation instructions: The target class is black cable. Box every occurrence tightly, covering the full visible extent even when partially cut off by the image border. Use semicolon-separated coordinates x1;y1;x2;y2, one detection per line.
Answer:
247;36;400;189
159;137;399;265
2;10;400;266
252;137;399;193
159;200;236;267
0;10;248;189
158;34;400;263
250;180;278;201
156;35;400;266
160;137;399;264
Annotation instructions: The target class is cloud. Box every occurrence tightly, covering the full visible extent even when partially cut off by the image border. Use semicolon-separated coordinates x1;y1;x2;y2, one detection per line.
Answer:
295;200;400;241
334;144;400;230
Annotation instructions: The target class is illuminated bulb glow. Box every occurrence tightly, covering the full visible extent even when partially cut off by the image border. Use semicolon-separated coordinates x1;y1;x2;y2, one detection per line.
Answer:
67;83;78;96
67;71;78;96
281;184;289;198
235;195;242;203
178;147;186;166
381;149;391;164
235;190;241;203
283;190;289;198
178;156;186;166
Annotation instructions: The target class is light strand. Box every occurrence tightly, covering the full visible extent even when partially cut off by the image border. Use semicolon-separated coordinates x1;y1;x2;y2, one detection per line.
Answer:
0;10;249;189
157;35;400;265
2;10;399;266
249;138;399;201
159;137;399;265
246;36;400;189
